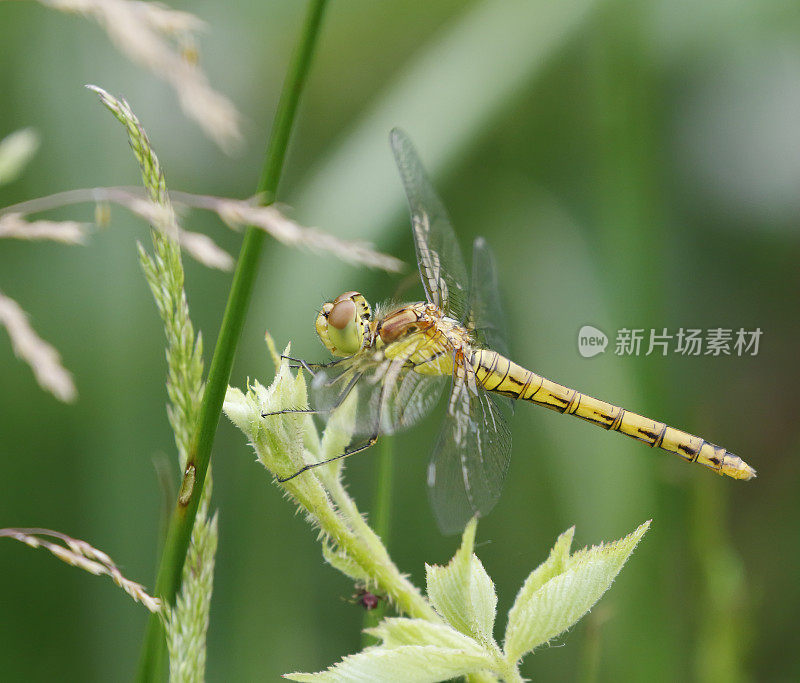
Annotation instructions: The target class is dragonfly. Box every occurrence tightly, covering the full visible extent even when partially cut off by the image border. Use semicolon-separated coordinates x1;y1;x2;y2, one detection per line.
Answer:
273;128;756;534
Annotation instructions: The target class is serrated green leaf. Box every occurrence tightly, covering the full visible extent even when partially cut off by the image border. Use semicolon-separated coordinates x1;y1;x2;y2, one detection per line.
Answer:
316;384;357;480
466;672;501;683
226;359;312;485
505;526;574;643
284;645;493;682
366;617;485;655
264;332;282;371
426;518;497;645
503;521;650;663
321;542;370;583
222;387;253;433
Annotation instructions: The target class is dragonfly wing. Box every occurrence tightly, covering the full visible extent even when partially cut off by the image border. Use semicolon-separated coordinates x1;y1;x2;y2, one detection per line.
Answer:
427;362;512;534
310;338;448;438
468;236;510;358
390;128;470;322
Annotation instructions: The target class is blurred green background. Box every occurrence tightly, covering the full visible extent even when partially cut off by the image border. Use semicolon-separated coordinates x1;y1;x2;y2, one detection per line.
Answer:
1;0;798;680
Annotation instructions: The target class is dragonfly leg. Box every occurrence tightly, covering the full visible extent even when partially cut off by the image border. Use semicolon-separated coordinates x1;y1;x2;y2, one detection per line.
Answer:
275;433;379;483
276;362;389;481
263;366;360;420
261;407;328;418
275;349;413;482
281;355;325;375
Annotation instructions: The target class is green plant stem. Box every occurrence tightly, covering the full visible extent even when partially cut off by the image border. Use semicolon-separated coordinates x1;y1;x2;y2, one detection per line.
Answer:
577;608;608;683
493;659;524;683
314;448;432;622
362;437;394;645
136;2;328;679
690;477;748;683
371;436;395;545
314;490;436;622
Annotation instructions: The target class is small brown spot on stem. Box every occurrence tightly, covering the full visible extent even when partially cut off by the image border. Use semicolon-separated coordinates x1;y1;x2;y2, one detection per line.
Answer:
178;464;196;506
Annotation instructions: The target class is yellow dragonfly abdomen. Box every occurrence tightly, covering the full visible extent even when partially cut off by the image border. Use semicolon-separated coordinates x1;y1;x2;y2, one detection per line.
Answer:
471;348;756;481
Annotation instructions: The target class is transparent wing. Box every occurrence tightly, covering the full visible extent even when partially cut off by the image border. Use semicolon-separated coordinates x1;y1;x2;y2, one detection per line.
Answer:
390;128;470;322
309;334;450;438
427;360;513;534
468;237;510;358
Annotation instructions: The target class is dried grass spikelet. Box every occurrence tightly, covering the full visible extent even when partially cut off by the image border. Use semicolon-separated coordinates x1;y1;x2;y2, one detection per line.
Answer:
0;527;161;612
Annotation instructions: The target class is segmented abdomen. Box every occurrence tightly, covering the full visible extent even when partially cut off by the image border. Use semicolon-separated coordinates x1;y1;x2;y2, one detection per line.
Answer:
470;348;755;481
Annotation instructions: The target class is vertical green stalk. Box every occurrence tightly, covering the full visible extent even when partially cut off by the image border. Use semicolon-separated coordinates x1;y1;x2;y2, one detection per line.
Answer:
577;608;608;683
690;477;749;683
136;2;328;679
362;436;394;646
588;2;672;679
370;436;395;546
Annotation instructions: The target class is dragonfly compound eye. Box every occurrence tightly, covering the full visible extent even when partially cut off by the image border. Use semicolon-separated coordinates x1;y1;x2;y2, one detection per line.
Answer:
316;292;368;356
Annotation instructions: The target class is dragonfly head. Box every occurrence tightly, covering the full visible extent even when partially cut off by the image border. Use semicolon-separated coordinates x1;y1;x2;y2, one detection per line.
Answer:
316;291;372;356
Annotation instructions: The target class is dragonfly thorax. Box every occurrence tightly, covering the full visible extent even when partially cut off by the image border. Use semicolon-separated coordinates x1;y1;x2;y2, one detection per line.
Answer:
375;302;473;361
